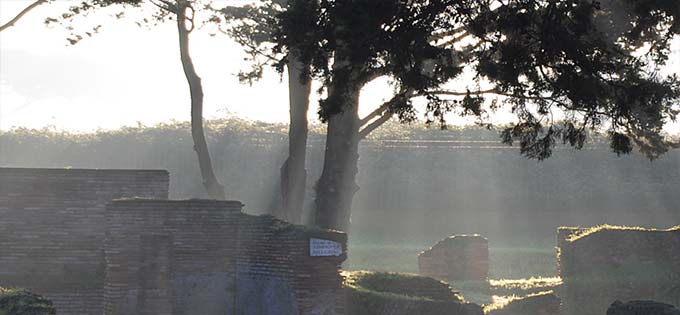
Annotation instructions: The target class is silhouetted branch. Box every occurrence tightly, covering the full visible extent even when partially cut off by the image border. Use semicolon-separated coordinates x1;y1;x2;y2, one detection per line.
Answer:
0;0;48;32
429;25;466;41
360;101;391;126
359;89;416;139
149;0;175;13
359;111;393;139
436;31;471;47
425;88;557;101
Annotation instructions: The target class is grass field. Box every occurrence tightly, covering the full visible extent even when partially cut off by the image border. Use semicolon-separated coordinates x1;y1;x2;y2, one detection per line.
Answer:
344;242;559;307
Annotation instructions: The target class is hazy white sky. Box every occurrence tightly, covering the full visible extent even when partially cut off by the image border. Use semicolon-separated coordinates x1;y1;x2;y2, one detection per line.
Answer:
0;0;400;131
0;0;678;134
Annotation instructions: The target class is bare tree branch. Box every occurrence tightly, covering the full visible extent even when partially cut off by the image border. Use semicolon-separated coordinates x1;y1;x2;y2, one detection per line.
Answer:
359;111;393;139
0;0;48;32
424;88;558;101
436;31;471;48
429;25;466;41
359;89;416;139
360;100;391;126
149;0;177;13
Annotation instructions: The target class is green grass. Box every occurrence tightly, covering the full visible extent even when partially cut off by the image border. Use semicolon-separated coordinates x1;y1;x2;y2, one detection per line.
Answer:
343;271;473;315
345;271;463;302
563;224;680;242
344;243;560;309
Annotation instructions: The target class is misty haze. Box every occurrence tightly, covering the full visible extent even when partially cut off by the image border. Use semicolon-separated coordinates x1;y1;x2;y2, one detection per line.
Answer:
1;1;679;315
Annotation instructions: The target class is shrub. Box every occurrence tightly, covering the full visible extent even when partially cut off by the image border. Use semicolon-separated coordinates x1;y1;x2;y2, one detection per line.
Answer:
0;287;56;315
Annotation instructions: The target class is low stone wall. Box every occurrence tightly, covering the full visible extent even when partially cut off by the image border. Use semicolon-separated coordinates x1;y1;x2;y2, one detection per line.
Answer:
343;271;483;315
105;199;347;315
557;225;680;315
0;167;169;315
418;235;489;281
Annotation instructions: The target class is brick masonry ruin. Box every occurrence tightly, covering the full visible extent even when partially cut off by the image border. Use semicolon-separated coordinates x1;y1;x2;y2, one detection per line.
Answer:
0;167;170;314
418;234;489;281
0;168;347;315
557;226;680;315
105;199;346;315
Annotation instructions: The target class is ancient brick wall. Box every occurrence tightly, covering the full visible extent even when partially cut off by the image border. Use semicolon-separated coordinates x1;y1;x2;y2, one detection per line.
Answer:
557;226;680;315
0;167;169;315
104;199;241;315
418;235;489;281
104;199;347;315
235;214;347;315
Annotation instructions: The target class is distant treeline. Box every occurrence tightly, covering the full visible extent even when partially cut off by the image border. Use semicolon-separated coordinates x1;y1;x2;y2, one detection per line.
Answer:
1;119;678;247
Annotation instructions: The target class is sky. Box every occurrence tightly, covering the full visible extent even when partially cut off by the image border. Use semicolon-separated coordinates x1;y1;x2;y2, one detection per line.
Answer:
0;0;679;134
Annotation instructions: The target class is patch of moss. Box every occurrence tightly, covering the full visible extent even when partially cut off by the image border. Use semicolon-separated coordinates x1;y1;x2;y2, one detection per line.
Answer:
344;283;475;315
0;287;56;315
490;277;561;290
484;290;556;314
447;277;563;307
344;271;463;302
563;224;679;242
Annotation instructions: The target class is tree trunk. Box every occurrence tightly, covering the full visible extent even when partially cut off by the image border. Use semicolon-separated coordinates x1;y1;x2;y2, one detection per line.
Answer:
313;84;361;231
177;4;225;200
276;51;311;224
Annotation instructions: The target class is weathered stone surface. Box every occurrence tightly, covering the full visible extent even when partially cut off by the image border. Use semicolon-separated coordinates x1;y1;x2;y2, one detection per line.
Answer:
557;225;680;315
236;275;298;315
606;300;680;315
344;271;483;315
418;234;489;281
488;292;561;315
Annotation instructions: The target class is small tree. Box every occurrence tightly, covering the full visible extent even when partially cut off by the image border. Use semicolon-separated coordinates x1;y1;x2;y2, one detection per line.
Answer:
217;1;320;223
50;0;226;199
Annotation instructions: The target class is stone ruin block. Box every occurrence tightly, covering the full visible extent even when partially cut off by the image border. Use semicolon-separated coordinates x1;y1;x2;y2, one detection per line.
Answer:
557;225;680;315
418;234;489;282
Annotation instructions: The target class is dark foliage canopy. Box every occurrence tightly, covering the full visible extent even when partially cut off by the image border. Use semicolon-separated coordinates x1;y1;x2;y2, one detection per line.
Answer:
221;0;679;160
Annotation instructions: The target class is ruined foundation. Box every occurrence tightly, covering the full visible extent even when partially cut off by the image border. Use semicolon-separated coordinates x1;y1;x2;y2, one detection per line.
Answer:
105;199;347;315
0;168;347;315
557;225;680;315
418;234;489;282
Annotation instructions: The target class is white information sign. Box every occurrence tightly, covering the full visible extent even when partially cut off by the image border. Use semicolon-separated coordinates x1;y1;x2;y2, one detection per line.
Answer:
309;238;343;257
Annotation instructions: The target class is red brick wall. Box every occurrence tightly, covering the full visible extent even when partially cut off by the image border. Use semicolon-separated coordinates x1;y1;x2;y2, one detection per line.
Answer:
0;167;170;315
104;199;347;315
